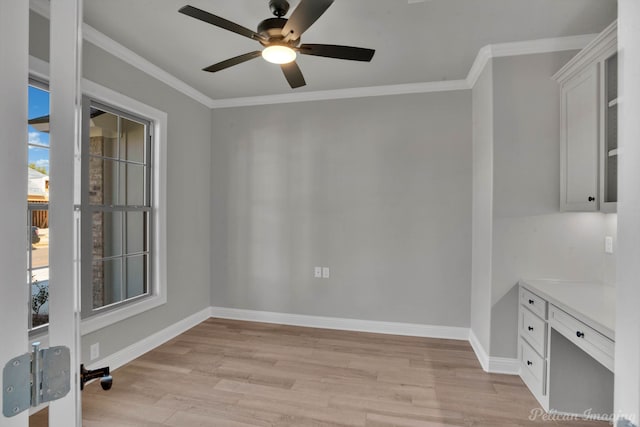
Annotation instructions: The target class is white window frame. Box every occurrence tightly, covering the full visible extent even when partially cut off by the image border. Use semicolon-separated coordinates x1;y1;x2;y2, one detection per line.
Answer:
29;55;167;336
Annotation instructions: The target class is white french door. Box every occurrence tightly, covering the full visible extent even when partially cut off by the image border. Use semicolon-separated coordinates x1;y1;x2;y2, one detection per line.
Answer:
1;1;83;426
0;1;31;425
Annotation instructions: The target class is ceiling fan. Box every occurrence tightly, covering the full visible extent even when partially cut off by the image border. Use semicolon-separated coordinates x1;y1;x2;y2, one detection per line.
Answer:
179;0;375;89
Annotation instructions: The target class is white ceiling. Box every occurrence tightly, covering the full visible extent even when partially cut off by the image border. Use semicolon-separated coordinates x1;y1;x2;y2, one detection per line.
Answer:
82;0;616;100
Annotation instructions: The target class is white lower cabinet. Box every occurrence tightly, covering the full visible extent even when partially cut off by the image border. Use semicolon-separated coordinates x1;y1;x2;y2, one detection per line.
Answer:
520;339;546;397
518;287;549;408
518;284;614;419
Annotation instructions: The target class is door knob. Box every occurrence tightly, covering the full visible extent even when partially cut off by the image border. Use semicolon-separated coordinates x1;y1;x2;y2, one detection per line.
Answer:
588;196;595;202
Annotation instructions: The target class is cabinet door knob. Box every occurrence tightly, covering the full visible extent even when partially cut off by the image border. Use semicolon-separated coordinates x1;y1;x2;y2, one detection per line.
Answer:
576;331;585;338
527;360;533;366
528;299;534;305
588;196;595;202
528;326;534;331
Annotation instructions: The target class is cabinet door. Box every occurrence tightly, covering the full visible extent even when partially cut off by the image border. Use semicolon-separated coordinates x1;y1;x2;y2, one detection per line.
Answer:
560;64;599;211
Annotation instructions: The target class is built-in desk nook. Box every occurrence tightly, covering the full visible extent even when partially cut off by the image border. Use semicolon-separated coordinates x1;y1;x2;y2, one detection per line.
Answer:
518;279;615;420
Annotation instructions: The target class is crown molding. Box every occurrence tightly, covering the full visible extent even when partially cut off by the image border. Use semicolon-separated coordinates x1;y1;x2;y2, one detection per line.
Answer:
466;33;597;88
29;0;217;108
210;80;469;108
81;25;217;108
553;21;617;83
29;0;602;109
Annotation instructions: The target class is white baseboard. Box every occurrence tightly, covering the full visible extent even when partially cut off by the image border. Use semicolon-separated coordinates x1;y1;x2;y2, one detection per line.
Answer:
210;306;469;341
468;329;519;375
469;329;490;372
85;306;516;381
489;356;520;375
86;307;211;371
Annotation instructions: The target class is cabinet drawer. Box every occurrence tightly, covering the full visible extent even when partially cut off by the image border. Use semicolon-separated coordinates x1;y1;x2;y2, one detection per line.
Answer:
520;307;546;355
549;305;614;372
520;287;547;319
520;339;546;397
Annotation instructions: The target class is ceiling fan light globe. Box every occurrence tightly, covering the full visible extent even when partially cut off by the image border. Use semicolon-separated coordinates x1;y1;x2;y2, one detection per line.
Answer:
262;45;297;64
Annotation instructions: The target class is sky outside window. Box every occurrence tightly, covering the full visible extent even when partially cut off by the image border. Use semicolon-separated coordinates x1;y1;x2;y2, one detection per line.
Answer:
28;85;50;173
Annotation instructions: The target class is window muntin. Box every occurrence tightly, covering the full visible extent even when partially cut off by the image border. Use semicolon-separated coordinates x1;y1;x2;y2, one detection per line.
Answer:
83;101;152;316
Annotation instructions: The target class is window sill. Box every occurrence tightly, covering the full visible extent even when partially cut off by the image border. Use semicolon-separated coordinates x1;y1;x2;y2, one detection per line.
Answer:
80;293;167;335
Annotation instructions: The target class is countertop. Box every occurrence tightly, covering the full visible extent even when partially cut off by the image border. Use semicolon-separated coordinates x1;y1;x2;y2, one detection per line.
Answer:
519;279;616;340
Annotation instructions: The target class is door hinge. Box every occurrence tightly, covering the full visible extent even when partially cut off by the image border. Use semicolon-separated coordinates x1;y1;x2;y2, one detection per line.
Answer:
2;343;70;418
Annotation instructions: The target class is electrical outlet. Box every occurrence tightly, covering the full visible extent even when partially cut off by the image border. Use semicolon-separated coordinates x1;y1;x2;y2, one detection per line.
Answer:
90;343;100;361
322;267;330;278
605;236;614;254
314;267;322;278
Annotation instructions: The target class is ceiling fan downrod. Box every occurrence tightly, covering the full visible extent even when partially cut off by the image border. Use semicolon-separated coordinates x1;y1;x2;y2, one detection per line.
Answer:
269;0;290;17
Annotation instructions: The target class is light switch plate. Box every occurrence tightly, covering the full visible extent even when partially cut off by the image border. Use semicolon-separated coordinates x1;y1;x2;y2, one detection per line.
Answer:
605;236;614;254
322;267;330;279
90;343;100;361
314;267;322;278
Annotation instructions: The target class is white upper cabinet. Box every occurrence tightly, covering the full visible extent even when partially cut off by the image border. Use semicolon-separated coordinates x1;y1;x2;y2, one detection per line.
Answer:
554;21;617;212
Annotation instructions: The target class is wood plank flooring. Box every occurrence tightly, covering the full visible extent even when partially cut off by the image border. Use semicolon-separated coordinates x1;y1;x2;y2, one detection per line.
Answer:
30;318;608;426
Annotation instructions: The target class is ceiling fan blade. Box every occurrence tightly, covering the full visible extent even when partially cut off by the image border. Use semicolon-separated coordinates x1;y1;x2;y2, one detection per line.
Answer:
179;5;266;42
281;0;334;42
298;44;375;62
203;51;262;73
281;61;306;89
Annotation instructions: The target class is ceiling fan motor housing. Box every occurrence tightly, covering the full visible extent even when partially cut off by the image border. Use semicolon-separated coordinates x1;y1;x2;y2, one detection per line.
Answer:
257;18;299;47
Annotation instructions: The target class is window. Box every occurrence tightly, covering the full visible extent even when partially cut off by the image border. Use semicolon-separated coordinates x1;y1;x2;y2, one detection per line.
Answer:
82;99;152;316
27;80;51;332
79;81;167;334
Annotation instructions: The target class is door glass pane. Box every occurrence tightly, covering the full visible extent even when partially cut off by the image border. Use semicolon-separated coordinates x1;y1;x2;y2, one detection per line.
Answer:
28;84;50;332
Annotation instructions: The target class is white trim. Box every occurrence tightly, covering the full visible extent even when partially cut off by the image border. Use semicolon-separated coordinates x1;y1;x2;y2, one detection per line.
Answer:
488;356;520;375
80;79;168;335
29;0;600;107
210;306;469;340
466;34;597;87
468;329;519;374
29;55;50;81
469;329;490;372
81;25;217;108
86;307;211;371
209;80;469;108
553;21;617;83
29;0;217;108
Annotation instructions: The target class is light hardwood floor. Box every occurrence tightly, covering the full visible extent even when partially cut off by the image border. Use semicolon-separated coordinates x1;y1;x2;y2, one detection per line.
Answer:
30;318;607;426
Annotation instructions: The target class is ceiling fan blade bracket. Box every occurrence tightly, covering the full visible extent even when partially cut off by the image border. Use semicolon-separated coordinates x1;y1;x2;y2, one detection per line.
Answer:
281;0;335;42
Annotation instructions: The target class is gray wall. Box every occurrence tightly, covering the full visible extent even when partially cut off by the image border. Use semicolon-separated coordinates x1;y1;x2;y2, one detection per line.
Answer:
211;92;472;327
471;62;494;352
29;14;213;363
488;52;618;358
615;0;640;422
